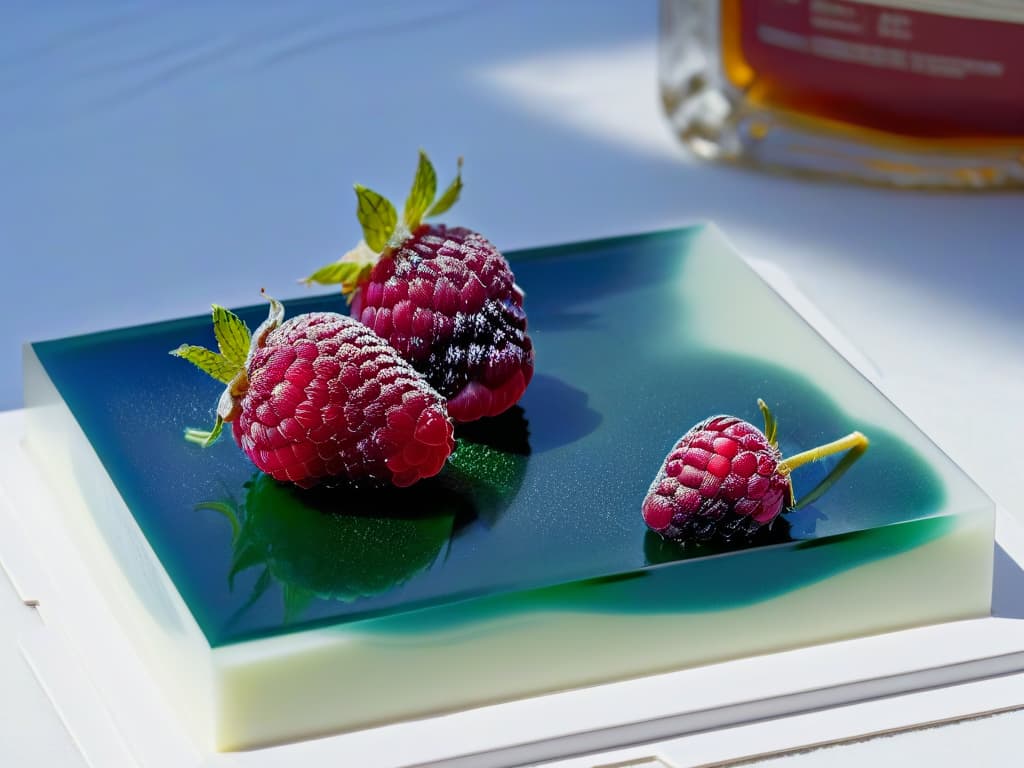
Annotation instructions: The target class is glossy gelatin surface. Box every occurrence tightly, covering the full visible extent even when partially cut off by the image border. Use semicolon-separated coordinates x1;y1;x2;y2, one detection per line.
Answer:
29;226;990;649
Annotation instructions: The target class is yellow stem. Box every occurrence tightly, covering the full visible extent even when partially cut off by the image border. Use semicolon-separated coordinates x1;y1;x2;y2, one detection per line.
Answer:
778;431;869;474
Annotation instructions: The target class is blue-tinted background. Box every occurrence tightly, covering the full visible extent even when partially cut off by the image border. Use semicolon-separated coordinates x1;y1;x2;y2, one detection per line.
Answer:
2;1;1019;424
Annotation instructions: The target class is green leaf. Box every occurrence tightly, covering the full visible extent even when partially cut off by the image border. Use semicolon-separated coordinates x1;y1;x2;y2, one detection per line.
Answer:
170;344;240;384
757;398;778;447
248;568;273;606
301;240;378;301
228;539;266;590
211;305;251;369
354;184;397;252
302;260;365;286
403;150;437;229
282;584;316;624
302;260;373;304
195;500;241;543
426;156;463;218
225;567;273;628
184;415;224;447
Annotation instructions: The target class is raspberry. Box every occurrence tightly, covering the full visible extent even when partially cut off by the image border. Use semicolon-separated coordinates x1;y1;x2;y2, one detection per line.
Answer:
173;296;454;489
352;224;533;422
642;401;869;544
303;152;534;422
642;415;789;542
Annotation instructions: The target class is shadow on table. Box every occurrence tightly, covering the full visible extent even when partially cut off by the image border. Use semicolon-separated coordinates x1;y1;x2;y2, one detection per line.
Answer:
991;543;1024;620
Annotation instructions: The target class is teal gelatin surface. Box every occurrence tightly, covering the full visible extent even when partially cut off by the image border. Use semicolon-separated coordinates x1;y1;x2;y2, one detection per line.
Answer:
30;227;982;646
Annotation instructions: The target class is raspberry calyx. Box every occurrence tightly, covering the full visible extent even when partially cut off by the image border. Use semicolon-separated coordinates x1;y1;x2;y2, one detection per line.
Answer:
302;150;464;302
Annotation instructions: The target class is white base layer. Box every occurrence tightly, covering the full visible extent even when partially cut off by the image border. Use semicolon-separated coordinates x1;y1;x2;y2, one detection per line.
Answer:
12;225;1003;752
5;403;1024;766
16;315;1000;752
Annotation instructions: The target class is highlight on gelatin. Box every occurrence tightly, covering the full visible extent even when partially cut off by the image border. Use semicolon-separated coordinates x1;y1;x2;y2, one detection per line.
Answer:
302;151;535;423
643;398;869;543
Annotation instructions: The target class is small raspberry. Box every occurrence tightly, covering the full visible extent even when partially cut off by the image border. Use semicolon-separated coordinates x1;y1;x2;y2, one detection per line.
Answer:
173;295;455;489
303;152;534;422
643;400;868;544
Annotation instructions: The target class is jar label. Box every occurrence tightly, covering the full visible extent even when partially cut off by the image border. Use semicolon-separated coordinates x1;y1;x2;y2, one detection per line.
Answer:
737;0;1024;136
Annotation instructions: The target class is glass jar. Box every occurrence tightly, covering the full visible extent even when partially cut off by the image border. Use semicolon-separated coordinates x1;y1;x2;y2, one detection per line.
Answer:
659;0;1024;188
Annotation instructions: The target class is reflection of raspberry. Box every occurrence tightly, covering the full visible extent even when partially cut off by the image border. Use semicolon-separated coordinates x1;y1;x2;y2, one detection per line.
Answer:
352;224;534;422
174;297;454;489
642;416;789;542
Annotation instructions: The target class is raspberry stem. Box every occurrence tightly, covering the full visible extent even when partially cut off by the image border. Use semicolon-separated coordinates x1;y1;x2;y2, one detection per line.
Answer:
778;431;869;474
790;435;869;510
184;416;224;447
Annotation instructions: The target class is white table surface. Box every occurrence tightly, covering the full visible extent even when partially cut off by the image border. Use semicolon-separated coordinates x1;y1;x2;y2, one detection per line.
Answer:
2;2;1022;766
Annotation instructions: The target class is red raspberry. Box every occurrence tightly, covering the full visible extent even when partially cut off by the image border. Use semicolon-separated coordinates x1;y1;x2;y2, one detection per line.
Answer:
174;297;454;489
303;153;534;422
643;416;789;542
351;224;534;422
642;401;868;544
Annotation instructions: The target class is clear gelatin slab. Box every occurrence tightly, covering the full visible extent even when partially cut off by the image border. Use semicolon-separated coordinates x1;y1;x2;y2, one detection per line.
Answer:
22;225;994;750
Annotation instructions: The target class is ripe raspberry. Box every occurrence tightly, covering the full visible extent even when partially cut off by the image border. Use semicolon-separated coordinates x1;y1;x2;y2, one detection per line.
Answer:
303;152;534;422
643;415;789;542
173;295;454;489
351;224;533;422
643;400;868;544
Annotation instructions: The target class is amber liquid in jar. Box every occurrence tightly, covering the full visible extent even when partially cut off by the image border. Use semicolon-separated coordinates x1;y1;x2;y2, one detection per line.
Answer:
660;0;1024;188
